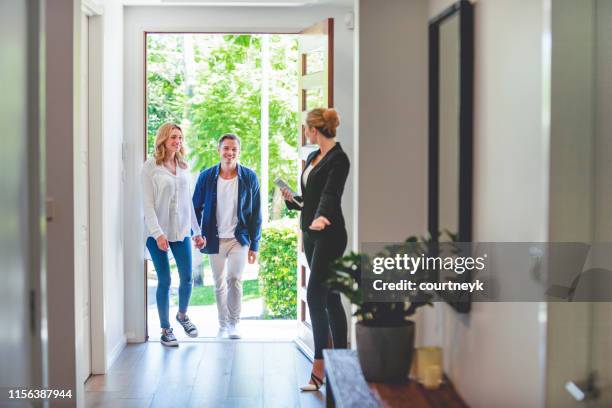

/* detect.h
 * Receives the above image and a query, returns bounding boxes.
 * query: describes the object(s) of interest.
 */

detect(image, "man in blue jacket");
[193,134,262,339]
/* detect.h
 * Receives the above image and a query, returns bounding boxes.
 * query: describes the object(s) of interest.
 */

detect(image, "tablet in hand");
[274,178,297,196]
[274,178,302,207]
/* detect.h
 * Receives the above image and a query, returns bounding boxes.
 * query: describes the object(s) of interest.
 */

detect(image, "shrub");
[258,221,298,319]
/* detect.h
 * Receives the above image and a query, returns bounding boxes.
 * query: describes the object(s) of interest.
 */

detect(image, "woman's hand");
[280,187,294,202]
[309,216,331,231]
[156,235,169,252]
[193,235,206,249]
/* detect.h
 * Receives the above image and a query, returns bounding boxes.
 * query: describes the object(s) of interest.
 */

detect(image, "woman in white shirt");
[142,123,206,347]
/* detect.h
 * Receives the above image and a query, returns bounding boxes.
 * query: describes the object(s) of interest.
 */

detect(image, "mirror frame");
[428,0,474,313]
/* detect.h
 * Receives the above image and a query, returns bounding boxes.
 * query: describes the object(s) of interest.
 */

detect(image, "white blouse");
[302,163,314,186]
[142,158,201,242]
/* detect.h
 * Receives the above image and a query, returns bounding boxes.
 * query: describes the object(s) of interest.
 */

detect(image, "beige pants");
[209,238,249,327]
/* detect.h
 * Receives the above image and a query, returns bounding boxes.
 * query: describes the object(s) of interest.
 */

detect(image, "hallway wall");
[546,0,612,406]
[545,1,594,406]
[593,2,612,246]
[122,4,355,342]
[358,0,609,406]
[89,0,127,374]
[358,1,549,404]
[357,0,428,244]
[419,0,550,406]
[592,2,612,401]
[0,0,44,395]
[46,0,79,400]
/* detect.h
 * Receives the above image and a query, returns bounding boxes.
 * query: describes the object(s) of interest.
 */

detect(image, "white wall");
[358,0,550,404]
[419,1,550,406]
[425,1,612,406]
[123,4,355,341]
[89,0,126,373]
[357,0,428,244]
[101,0,127,370]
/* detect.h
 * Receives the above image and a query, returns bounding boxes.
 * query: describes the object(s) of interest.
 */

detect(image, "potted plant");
[328,236,436,383]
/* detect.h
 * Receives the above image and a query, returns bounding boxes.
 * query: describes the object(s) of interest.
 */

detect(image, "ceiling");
[121,0,354,7]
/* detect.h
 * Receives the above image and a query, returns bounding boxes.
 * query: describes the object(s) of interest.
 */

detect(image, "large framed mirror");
[428,0,474,313]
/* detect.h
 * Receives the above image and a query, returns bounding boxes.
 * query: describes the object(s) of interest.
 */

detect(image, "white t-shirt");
[216,175,239,238]
[142,158,201,241]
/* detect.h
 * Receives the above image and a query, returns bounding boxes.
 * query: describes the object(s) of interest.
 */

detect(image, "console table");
[323,350,468,408]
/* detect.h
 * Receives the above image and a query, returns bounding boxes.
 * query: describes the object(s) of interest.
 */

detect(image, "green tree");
[146,33,299,217]
[188,35,263,172]
[146,35,186,157]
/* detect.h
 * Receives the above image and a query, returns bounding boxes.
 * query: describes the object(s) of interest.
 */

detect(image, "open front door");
[295,18,334,360]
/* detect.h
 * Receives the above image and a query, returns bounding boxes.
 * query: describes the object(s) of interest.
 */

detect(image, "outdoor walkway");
[147,302,298,341]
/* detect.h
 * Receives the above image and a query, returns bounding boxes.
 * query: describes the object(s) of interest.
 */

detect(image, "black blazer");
[286,143,350,233]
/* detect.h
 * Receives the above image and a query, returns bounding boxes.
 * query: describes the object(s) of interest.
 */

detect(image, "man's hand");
[309,216,331,231]
[156,234,169,252]
[193,235,206,249]
[248,250,257,264]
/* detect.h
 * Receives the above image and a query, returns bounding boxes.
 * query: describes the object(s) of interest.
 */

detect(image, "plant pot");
[355,320,415,383]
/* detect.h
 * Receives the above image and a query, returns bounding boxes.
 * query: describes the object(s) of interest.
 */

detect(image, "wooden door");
[295,18,334,360]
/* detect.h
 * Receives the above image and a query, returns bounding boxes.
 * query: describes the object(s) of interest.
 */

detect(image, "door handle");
[46,197,55,222]
[565,372,600,402]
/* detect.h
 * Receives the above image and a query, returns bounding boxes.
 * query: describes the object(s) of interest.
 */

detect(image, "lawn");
[172,279,261,306]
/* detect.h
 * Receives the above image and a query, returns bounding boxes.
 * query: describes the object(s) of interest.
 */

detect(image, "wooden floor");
[85,341,326,408]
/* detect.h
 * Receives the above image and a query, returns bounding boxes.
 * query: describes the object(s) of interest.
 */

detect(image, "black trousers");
[303,228,348,359]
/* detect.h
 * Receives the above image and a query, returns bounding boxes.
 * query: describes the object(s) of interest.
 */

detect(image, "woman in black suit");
[281,108,350,391]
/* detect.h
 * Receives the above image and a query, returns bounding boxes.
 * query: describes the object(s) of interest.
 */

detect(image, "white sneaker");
[228,324,241,339]
[217,326,228,339]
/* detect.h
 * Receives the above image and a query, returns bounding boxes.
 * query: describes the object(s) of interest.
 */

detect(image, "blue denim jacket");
[192,163,262,254]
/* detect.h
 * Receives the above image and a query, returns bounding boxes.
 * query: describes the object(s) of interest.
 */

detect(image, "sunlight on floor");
[147,303,297,342]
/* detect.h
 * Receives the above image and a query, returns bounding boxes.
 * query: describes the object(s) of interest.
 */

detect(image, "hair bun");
[323,108,340,130]
[305,107,340,138]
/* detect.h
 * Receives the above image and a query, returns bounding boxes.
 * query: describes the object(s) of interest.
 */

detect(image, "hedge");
[258,222,298,319]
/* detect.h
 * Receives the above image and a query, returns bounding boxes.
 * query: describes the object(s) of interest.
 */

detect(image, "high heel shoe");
[299,372,325,392]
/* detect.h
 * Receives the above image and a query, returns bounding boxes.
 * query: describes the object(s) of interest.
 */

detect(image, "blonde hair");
[154,123,188,169]
[306,108,340,138]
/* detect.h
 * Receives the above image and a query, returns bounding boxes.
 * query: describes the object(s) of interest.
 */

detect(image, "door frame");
[81,0,106,375]
[75,8,91,386]
[295,18,334,360]
[122,6,356,349]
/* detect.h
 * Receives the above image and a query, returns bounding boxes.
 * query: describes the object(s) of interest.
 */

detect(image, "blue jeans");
[146,236,193,329]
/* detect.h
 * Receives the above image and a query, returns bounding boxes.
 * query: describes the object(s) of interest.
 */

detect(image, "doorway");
[144,32,300,343]
[121,6,349,359]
